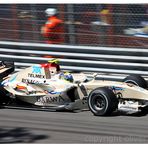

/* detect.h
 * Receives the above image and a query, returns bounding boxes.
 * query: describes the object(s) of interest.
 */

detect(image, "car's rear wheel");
[123,75,147,89]
[88,87,118,116]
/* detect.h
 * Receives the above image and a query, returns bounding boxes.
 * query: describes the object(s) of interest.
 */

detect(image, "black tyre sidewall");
[123,75,147,89]
[88,87,117,116]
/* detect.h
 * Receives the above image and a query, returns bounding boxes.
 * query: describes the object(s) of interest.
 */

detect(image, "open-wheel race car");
[0,59,148,116]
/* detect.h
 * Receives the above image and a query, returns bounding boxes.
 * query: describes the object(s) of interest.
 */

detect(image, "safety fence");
[0,4,147,48]
[0,41,148,81]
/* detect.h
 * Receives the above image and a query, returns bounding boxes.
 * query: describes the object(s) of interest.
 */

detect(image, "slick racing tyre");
[88,87,118,116]
[123,75,147,89]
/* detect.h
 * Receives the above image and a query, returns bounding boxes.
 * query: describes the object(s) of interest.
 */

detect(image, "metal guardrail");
[0,41,148,81]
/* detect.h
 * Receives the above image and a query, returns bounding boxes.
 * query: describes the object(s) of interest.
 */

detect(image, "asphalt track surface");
[0,108,148,144]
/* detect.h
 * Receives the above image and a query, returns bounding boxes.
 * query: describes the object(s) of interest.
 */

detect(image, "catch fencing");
[0,4,147,48]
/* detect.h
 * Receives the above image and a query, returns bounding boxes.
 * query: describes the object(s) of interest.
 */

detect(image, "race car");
[0,59,148,116]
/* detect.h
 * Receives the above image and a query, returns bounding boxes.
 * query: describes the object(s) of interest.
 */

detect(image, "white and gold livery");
[1,60,148,116]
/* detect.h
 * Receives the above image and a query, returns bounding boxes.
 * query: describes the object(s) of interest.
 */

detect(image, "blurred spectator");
[91,8,111,26]
[41,8,64,44]
[91,8,111,45]
[124,5,148,38]
[99,9,111,25]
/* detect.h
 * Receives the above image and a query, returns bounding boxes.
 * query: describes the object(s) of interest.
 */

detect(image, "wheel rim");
[92,94,106,111]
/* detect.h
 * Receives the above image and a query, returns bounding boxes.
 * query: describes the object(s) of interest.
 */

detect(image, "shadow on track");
[0,127,48,143]
[107,109,148,117]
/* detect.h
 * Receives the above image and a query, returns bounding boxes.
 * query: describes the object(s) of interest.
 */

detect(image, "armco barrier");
[0,41,148,80]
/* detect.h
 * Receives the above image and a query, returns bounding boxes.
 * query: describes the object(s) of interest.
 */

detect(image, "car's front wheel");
[88,87,118,116]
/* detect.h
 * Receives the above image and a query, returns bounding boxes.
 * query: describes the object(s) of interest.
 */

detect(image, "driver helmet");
[59,72,74,82]
[41,59,60,76]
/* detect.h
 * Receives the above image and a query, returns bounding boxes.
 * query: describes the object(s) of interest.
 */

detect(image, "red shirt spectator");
[41,8,64,44]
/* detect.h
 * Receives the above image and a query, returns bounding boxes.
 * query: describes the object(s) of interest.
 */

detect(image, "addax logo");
[32,66,41,74]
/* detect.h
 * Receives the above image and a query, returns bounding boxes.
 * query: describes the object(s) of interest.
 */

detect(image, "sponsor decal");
[9,74,17,82]
[32,66,42,74]
[22,78,40,84]
[22,73,46,84]
[111,86,124,91]
[44,90,61,95]
[28,73,45,79]
[1,74,17,86]
[49,91,61,94]
[16,84,26,90]
[119,106,138,111]
[36,95,65,104]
